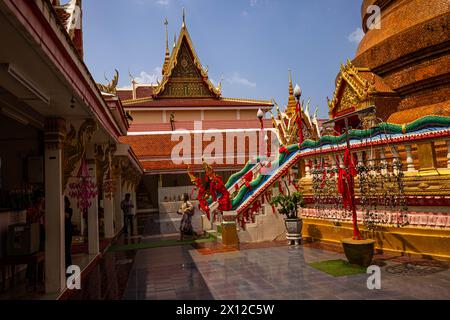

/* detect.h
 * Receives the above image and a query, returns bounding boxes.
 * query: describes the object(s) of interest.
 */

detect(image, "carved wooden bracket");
[63,119,98,190]
[95,143,117,196]
[44,118,66,151]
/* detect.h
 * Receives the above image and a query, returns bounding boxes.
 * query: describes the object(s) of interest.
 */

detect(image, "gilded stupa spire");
[286,69,297,117]
[288,69,294,95]
[162,18,170,75]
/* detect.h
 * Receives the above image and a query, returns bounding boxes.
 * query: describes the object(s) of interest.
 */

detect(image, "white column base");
[44,148,65,293]
[104,196,115,238]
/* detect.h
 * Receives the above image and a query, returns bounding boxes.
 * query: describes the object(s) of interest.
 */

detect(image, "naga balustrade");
[209,162,263,213]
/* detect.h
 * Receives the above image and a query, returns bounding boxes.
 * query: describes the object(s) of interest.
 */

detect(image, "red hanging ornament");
[337,149,361,240]
[69,157,98,213]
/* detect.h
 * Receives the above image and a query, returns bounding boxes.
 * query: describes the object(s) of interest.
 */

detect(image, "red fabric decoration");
[190,170,232,219]
[243,170,253,190]
[296,101,303,145]
[278,179,284,195]
[337,148,361,240]
[243,171,253,183]
[279,146,290,155]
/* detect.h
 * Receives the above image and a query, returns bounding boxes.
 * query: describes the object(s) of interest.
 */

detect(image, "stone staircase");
[237,204,286,243]
[201,203,287,244]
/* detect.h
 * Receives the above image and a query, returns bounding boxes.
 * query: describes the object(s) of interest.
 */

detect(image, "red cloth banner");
[337,149,362,239]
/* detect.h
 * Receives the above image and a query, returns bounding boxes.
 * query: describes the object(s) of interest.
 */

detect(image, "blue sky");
[83,0,364,118]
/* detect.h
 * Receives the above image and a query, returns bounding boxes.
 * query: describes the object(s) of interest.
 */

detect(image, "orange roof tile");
[387,101,450,124]
[136,86,154,98]
[120,130,274,171]
[54,7,70,28]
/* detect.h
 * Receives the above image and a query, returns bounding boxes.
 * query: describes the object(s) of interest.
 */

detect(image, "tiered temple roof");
[117,16,273,110]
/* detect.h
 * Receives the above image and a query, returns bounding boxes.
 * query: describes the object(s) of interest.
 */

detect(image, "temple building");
[119,15,274,214]
[328,0,449,130]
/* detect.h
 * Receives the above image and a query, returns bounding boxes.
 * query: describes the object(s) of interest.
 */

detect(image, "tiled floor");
[63,212,450,300]
[122,244,450,300]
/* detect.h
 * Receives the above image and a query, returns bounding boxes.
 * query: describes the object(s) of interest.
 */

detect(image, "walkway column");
[102,145,115,239]
[44,118,66,293]
[103,194,115,239]
[132,187,138,236]
[86,145,99,255]
[114,175,123,234]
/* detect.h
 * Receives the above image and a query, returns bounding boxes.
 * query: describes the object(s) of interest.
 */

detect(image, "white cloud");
[250,0,258,7]
[347,27,365,44]
[242,10,249,17]
[118,67,162,89]
[226,72,256,88]
[135,67,163,84]
[132,0,169,6]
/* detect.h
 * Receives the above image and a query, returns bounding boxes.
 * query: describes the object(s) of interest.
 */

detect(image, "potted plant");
[271,182,305,245]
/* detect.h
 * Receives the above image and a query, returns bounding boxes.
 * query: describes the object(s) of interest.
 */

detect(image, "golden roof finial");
[162,18,170,75]
[128,69,136,85]
[182,7,186,28]
[173,32,177,48]
[164,18,169,51]
[217,74,223,93]
[288,69,293,95]
[286,69,297,117]
[97,69,119,94]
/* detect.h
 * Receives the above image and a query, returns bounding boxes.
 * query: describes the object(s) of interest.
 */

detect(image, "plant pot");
[285,218,303,245]
[341,238,375,267]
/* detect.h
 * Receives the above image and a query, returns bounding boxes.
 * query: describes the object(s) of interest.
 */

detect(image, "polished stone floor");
[121,244,450,300]
[63,212,450,300]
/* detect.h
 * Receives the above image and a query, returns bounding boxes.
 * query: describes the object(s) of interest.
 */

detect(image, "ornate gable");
[327,60,376,119]
[152,24,221,99]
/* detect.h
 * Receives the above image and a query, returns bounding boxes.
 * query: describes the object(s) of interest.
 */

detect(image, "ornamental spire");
[288,69,294,95]
[286,69,297,117]
[164,18,169,52]
[162,18,170,75]
[182,8,186,28]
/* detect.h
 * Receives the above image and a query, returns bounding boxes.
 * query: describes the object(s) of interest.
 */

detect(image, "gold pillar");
[417,142,438,175]
[221,212,239,247]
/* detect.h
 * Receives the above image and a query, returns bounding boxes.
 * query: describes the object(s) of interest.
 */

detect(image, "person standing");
[177,193,195,241]
[121,193,135,237]
[64,196,73,270]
